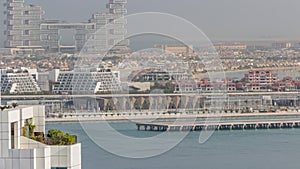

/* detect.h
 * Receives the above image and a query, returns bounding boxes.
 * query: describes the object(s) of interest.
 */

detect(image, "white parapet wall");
[20,136,81,169]
[51,143,81,169]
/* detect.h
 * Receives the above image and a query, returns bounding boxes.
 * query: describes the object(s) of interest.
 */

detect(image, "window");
[109,29,114,34]
[41,25,49,30]
[24,11,29,15]
[40,34,48,40]
[23,40,29,46]
[24,20,29,25]
[24,30,29,35]
[87,24,95,29]
[108,39,115,46]
[11,123,15,149]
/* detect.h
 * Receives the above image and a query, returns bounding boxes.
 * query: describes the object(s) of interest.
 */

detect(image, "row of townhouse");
[175,70,300,93]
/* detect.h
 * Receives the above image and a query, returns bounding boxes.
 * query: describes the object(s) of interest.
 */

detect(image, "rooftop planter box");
[24,125,77,146]
[45,129,77,145]
[33,130,76,146]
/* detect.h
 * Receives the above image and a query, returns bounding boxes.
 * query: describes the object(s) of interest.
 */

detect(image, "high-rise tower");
[107,0,129,52]
[4,0,43,48]
[3,0,129,53]
[89,0,129,53]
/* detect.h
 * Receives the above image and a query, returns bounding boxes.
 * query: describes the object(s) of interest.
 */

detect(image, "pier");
[136,119,300,131]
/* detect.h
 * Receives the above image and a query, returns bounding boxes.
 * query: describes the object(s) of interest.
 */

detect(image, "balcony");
[107,17,127,25]
[109,8,127,14]
[109,0,127,3]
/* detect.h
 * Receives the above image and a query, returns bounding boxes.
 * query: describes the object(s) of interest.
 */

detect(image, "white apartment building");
[244,70,279,91]
[4,0,44,47]
[52,68,121,94]
[88,0,129,53]
[1,68,40,94]
[0,105,81,169]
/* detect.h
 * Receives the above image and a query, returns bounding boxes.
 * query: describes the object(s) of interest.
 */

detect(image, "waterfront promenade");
[45,110,300,123]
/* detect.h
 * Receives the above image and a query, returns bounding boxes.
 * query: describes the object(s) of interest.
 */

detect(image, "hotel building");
[3,0,128,53]
[3,0,43,48]
[272,41,292,49]
[156,45,194,56]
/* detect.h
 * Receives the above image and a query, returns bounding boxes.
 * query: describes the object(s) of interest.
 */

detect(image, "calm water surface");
[47,121,300,169]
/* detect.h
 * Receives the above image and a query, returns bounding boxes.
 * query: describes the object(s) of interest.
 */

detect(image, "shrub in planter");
[29,123,36,137]
[22,126,28,136]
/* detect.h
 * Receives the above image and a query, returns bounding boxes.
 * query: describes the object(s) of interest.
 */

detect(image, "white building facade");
[4,0,129,53]
[52,68,121,94]
[4,0,44,47]
[1,68,40,94]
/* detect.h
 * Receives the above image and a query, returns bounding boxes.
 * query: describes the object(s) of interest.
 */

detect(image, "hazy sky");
[1,0,300,47]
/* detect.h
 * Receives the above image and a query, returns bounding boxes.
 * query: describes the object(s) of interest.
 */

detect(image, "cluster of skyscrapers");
[3,0,128,53]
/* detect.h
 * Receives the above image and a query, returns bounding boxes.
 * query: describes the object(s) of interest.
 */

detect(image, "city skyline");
[2,0,300,47]
[1,1,300,169]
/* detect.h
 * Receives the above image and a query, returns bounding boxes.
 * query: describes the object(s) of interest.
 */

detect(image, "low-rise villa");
[0,105,81,169]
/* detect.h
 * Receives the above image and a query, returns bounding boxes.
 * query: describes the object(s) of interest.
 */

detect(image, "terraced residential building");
[51,68,121,94]
[0,68,40,94]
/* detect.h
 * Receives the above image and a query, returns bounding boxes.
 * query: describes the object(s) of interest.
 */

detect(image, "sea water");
[47,121,300,169]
